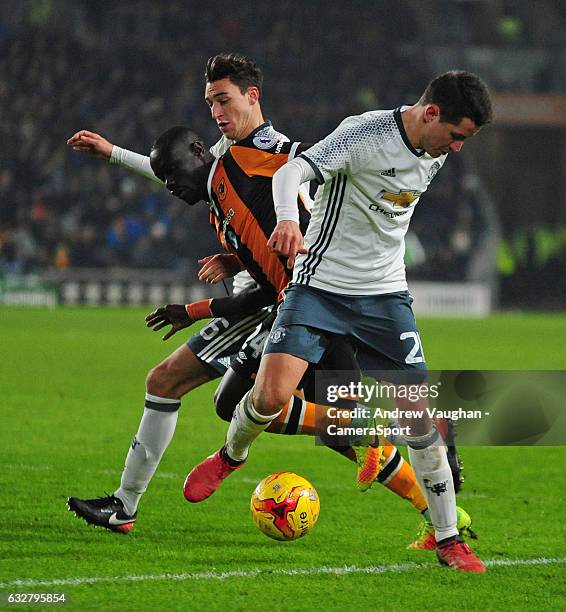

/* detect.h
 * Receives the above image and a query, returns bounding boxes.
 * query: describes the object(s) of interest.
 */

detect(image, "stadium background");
[1,2,566,610]
[1,0,565,312]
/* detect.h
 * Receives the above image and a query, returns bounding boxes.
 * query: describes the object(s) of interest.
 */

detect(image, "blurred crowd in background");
[0,1,564,296]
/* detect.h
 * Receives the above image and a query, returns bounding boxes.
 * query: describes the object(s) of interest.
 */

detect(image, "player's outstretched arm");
[67,130,114,159]
[66,129,161,183]
[197,254,244,284]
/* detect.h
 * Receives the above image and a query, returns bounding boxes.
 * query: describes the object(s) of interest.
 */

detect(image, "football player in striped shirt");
[184,70,492,572]
[66,53,283,533]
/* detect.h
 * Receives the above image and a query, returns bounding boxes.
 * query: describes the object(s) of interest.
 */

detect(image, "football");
[250,472,320,541]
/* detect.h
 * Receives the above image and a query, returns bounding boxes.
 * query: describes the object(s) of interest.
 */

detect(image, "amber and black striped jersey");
[204,123,311,301]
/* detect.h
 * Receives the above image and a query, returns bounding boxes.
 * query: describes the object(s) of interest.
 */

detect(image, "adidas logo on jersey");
[380,168,396,177]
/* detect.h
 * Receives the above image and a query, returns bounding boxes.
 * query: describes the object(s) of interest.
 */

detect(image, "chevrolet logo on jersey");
[378,189,421,208]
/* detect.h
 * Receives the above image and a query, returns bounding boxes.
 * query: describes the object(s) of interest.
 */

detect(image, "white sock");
[114,394,180,515]
[407,430,458,542]
[225,390,281,462]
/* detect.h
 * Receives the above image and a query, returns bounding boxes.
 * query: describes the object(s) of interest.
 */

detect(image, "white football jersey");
[294,107,447,295]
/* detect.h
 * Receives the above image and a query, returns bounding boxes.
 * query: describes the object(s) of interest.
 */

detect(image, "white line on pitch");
[2,557,565,589]
[0,464,356,489]
[0,465,300,486]
[0,463,180,480]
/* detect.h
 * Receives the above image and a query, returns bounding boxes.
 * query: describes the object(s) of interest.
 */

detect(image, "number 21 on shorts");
[400,331,425,364]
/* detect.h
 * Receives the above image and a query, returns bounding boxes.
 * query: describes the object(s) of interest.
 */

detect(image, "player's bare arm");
[198,254,244,284]
[66,130,114,160]
[67,129,162,183]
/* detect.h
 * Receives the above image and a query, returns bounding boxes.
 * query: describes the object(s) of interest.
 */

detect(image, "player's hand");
[197,254,243,284]
[267,220,308,269]
[66,130,114,160]
[145,305,194,341]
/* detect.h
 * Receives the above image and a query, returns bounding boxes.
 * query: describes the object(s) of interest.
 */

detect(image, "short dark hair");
[205,53,263,94]
[420,71,493,127]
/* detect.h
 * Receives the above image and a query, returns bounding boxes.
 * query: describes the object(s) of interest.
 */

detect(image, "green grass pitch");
[1,307,565,610]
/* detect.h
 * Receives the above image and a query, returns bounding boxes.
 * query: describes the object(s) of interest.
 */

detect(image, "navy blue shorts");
[263,284,426,377]
[187,309,271,376]
[228,309,361,386]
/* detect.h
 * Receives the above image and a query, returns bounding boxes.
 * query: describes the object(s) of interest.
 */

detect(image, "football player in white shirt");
[184,71,492,573]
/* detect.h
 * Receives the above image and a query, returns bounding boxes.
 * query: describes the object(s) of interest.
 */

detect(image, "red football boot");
[183,446,245,503]
[436,537,486,573]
